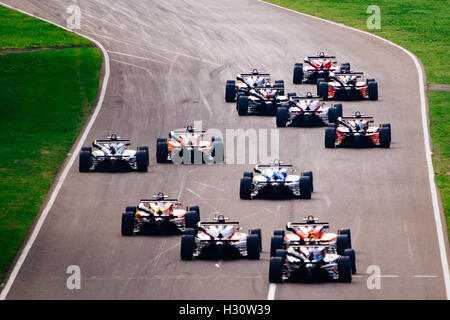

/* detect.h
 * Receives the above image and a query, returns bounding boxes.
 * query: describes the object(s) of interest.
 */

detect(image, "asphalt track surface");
[2,0,449,299]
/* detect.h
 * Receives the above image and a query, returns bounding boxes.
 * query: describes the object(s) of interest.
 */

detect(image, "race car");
[269,215,355,283]
[269,242,355,283]
[225,69,284,102]
[293,52,351,84]
[317,72,378,101]
[180,214,262,260]
[236,83,289,116]
[276,92,343,127]
[239,160,313,199]
[79,134,149,172]
[325,111,391,148]
[269,216,352,257]
[121,192,200,235]
[156,125,224,164]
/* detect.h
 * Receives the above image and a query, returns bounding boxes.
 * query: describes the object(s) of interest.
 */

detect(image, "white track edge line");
[0,2,110,300]
[257,0,450,300]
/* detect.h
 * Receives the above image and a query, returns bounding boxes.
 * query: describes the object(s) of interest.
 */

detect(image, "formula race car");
[269,242,355,283]
[156,125,224,164]
[325,111,391,148]
[79,134,149,172]
[276,92,343,127]
[236,84,289,116]
[121,192,200,235]
[240,160,313,199]
[269,215,355,283]
[270,216,352,257]
[180,214,262,260]
[225,69,284,102]
[317,72,378,101]
[293,52,351,84]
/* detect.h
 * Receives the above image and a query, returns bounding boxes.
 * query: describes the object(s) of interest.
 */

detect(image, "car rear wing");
[139,198,179,202]
[239,73,271,77]
[334,72,364,77]
[199,221,240,226]
[290,96,322,101]
[256,163,293,168]
[253,86,282,90]
[94,139,131,143]
[287,221,330,226]
[288,242,335,248]
[340,116,374,121]
[307,55,336,59]
[171,129,206,134]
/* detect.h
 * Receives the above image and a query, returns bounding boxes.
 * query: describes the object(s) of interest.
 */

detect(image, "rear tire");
[156,140,169,163]
[301,171,314,192]
[79,151,91,172]
[336,234,351,255]
[318,81,329,100]
[293,64,303,84]
[225,80,236,102]
[250,228,262,251]
[328,107,339,124]
[379,127,391,148]
[247,234,260,259]
[185,210,200,229]
[273,229,285,237]
[121,212,135,236]
[338,228,352,248]
[270,235,284,257]
[237,95,249,116]
[180,235,195,260]
[269,257,283,283]
[240,177,252,199]
[368,81,378,101]
[325,127,336,148]
[337,256,352,282]
[333,103,343,117]
[299,176,312,199]
[343,249,356,274]
[276,106,289,127]
[212,141,224,163]
[136,150,148,172]
[243,171,253,179]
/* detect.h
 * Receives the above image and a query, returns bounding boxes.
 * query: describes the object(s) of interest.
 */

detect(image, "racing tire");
[81,146,92,153]
[125,206,137,213]
[343,249,356,274]
[136,150,148,172]
[79,151,91,172]
[185,211,200,229]
[235,93,244,110]
[338,228,352,248]
[293,64,303,84]
[121,212,135,236]
[212,141,224,164]
[156,141,169,163]
[269,257,283,283]
[379,127,391,148]
[275,249,287,262]
[318,81,329,100]
[225,81,236,102]
[317,78,325,93]
[237,95,249,116]
[180,235,195,260]
[247,234,260,260]
[336,234,351,255]
[138,146,149,165]
[325,127,336,148]
[243,171,253,179]
[299,176,312,199]
[270,235,284,257]
[188,205,200,217]
[337,256,352,283]
[184,228,197,236]
[301,171,314,192]
[273,229,285,237]
[368,81,378,101]
[334,103,343,117]
[239,177,252,200]
[287,92,297,99]
[250,228,262,251]
[328,107,339,124]
[276,106,289,127]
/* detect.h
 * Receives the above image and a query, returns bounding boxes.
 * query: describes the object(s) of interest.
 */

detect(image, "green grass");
[267,0,450,239]
[0,6,92,50]
[0,7,102,284]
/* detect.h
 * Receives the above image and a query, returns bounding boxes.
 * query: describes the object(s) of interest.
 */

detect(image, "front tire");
[270,235,284,257]
[269,257,284,283]
[185,210,200,229]
[337,256,352,282]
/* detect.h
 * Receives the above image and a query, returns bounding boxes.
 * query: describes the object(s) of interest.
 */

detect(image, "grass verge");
[266,0,450,240]
[0,7,102,284]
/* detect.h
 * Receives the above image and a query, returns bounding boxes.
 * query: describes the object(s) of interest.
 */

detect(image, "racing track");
[1,0,449,299]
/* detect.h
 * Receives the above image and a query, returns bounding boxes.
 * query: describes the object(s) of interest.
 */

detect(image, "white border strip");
[257,0,450,300]
[0,2,110,300]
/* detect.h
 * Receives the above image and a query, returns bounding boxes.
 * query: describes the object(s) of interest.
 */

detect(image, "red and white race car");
[293,52,351,84]
[317,72,378,101]
[121,192,200,235]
